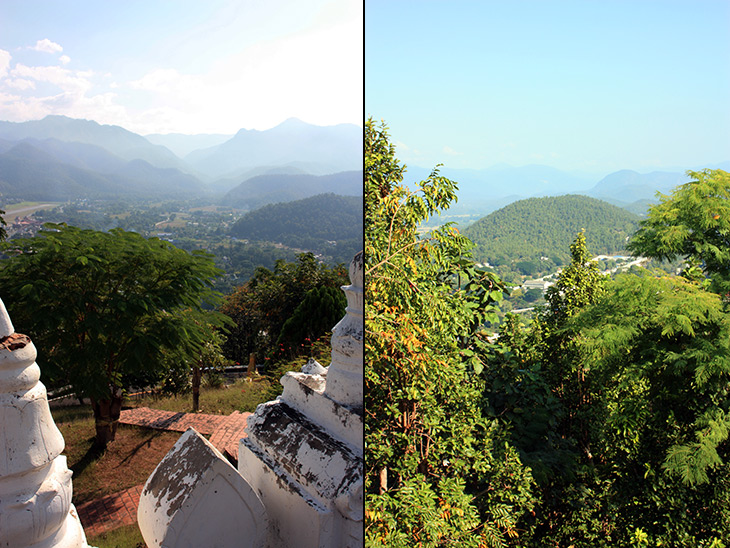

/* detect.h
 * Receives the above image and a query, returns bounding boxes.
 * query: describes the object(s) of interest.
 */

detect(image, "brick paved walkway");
[76,484,144,538]
[119,407,227,435]
[208,410,252,462]
[76,408,251,538]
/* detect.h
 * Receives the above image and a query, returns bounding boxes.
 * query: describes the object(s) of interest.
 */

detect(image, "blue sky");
[0,0,362,134]
[366,0,730,174]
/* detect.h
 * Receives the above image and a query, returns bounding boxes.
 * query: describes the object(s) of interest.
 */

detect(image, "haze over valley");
[404,160,730,227]
[0,114,364,289]
[0,115,362,201]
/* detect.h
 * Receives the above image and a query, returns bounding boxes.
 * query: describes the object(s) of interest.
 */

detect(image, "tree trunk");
[192,364,201,412]
[248,352,256,378]
[91,392,123,448]
[379,467,388,494]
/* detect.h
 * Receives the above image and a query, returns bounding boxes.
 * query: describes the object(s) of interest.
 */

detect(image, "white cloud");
[0,49,10,78]
[394,140,423,159]
[119,3,363,134]
[0,1,362,135]
[130,68,195,94]
[11,64,93,94]
[0,86,127,128]
[0,60,126,125]
[443,146,463,156]
[6,78,35,90]
[394,140,411,152]
[32,39,63,54]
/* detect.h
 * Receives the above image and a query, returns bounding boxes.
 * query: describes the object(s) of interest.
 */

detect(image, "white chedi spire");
[324,249,363,408]
[0,298,89,548]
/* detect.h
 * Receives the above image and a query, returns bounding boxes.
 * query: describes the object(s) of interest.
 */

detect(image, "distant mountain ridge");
[187,117,362,178]
[0,115,363,203]
[0,115,363,191]
[402,163,728,217]
[144,132,233,158]
[0,140,202,200]
[0,115,189,173]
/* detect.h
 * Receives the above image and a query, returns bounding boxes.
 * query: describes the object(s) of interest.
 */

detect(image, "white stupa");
[0,299,89,548]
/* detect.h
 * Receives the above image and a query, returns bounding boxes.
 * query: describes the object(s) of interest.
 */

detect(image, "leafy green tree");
[544,230,607,325]
[276,285,346,350]
[627,169,730,286]
[541,231,608,450]
[0,209,6,241]
[365,118,536,547]
[0,224,228,447]
[191,328,232,411]
[481,232,612,543]
[219,253,348,365]
[484,231,607,490]
[562,271,730,545]
[158,311,233,411]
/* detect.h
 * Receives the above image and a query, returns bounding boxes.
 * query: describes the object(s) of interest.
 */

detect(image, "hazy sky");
[366,0,730,174]
[0,0,363,135]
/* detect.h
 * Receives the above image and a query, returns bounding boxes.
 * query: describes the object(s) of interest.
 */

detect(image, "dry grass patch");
[52,406,180,505]
[52,377,276,505]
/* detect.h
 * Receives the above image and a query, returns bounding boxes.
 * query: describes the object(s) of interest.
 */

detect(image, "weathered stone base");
[238,396,363,548]
[279,372,363,451]
[138,428,267,548]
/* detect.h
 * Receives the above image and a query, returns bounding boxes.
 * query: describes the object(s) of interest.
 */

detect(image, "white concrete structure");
[237,250,364,547]
[0,299,89,548]
[139,251,364,548]
[138,428,267,548]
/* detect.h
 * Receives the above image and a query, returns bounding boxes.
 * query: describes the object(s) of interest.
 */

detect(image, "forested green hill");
[464,194,640,274]
[230,193,363,265]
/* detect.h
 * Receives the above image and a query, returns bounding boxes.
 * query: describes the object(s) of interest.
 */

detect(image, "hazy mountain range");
[1,115,726,216]
[0,115,363,205]
[185,117,362,179]
[223,171,363,210]
[404,161,730,218]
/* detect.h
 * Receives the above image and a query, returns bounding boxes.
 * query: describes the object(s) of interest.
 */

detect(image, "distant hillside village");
[7,215,44,237]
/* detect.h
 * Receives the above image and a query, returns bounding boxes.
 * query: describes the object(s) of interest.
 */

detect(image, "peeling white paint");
[0,298,90,548]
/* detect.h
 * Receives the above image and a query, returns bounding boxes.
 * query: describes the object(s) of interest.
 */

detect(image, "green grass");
[87,523,146,548]
[128,376,276,415]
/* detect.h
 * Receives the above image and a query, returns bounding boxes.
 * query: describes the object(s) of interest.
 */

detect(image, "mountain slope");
[0,142,119,200]
[0,115,190,172]
[14,137,128,173]
[187,118,362,178]
[223,170,362,210]
[207,165,309,193]
[464,195,640,267]
[0,141,204,200]
[586,170,691,202]
[144,132,233,158]
[230,193,363,264]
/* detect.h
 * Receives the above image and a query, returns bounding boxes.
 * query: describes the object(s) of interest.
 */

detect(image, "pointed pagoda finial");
[0,298,15,338]
[0,295,90,547]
